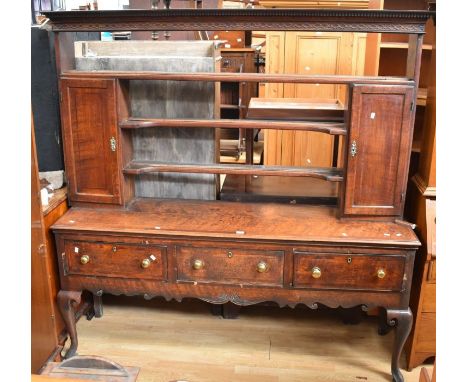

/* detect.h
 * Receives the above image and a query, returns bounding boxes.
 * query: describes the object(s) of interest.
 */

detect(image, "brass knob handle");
[377,269,386,279]
[192,259,204,270]
[80,255,89,265]
[311,266,321,279]
[256,261,268,273]
[141,259,151,269]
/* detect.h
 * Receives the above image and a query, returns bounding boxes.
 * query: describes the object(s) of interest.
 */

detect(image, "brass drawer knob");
[256,261,268,273]
[192,259,204,270]
[80,255,90,265]
[377,269,386,279]
[311,266,321,279]
[141,259,151,269]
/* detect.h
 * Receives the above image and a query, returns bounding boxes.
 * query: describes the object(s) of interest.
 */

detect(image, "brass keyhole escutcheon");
[112,246,117,252]
[377,269,386,279]
[347,257,352,264]
[80,255,90,265]
[227,251,233,258]
[141,259,151,269]
[257,261,268,273]
[193,259,204,270]
[350,140,358,157]
[311,266,321,279]
[110,136,117,152]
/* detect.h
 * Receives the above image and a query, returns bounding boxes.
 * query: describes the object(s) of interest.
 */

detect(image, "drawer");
[293,252,406,291]
[64,240,167,280]
[176,246,284,286]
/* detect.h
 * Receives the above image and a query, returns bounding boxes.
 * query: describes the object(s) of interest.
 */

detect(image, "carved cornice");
[41,9,433,33]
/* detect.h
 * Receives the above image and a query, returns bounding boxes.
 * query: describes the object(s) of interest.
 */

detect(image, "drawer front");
[64,240,167,280]
[176,246,284,286]
[293,252,405,291]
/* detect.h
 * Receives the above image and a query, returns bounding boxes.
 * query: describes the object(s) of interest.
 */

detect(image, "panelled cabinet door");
[60,78,121,205]
[343,85,414,216]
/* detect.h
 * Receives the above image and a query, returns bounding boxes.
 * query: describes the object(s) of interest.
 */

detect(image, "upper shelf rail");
[120,118,347,135]
[62,71,414,86]
[41,9,433,33]
[124,161,344,182]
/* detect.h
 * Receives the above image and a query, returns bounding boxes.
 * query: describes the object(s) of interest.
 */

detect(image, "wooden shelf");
[124,161,344,181]
[62,71,414,86]
[380,42,433,50]
[247,97,344,121]
[120,118,347,135]
[220,104,240,110]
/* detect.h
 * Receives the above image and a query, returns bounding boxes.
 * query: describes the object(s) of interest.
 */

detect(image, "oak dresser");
[42,8,434,382]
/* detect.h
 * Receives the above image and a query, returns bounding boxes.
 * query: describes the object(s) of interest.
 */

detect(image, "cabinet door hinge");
[59,91,63,103]
[410,101,414,111]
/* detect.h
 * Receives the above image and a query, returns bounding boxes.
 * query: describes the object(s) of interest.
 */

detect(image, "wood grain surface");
[52,199,419,246]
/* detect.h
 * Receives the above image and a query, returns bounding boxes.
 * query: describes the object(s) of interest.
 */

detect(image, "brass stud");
[80,255,90,265]
[141,259,151,269]
[257,261,268,273]
[377,269,386,279]
[311,266,321,279]
[193,259,204,270]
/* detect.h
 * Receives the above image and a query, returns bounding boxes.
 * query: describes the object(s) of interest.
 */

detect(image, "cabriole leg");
[386,308,413,382]
[378,307,392,336]
[57,290,82,359]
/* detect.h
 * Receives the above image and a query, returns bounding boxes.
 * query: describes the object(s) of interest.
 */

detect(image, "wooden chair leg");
[386,308,413,382]
[57,290,82,359]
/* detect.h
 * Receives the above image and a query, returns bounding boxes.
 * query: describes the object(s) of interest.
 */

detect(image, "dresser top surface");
[52,199,420,247]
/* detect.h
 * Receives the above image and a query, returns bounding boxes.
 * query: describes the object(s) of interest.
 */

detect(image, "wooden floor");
[73,296,433,382]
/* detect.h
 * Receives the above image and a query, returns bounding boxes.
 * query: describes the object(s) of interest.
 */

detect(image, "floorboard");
[72,295,433,382]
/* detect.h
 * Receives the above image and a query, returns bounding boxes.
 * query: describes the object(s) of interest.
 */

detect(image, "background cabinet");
[263,31,368,167]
